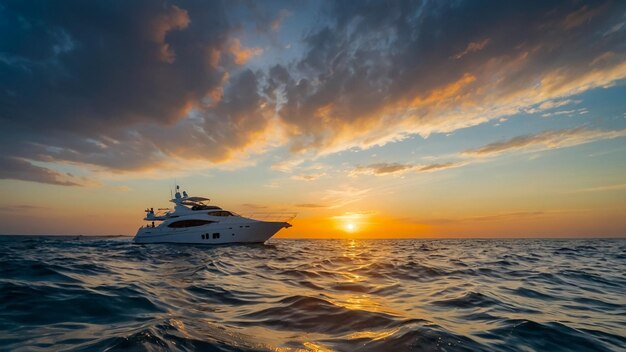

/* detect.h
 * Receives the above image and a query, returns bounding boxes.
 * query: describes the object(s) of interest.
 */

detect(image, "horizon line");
[2,234,625,240]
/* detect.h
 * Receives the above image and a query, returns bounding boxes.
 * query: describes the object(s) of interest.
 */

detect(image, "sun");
[333,212,367,234]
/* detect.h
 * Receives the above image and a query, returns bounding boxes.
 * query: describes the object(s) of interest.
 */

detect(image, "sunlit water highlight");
[1,236,625,351]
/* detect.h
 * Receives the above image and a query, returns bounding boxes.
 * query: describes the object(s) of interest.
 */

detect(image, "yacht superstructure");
[133,186,294,244]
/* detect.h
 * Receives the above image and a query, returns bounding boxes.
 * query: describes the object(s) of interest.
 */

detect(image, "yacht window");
[208,211,233,217]
[167,220,215,228]
[212,232,220,239]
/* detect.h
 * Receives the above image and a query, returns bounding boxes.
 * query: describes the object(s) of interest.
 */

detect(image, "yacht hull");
[133,220,288,245]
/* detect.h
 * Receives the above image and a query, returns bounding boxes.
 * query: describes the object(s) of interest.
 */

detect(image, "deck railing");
[239,212,298,222]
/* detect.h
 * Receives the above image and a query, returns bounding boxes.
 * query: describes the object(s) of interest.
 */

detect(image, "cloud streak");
[295,203,327,208]
[351,161,467,176]
[291,173,326,181]
[463,127,626,157]
[352,163,414,176]
[453,38,490,59]
[351,126,626,177]
[0,157,83,186]
[569,183,626,193]
[413,210,587,225]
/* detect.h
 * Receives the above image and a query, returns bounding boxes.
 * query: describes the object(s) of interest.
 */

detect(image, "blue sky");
[1,0,625,237]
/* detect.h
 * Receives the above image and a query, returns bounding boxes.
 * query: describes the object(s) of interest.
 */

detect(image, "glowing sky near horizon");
[1,0,625,238]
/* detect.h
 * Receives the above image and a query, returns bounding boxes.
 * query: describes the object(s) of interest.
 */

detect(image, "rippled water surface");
[1,236,625,351]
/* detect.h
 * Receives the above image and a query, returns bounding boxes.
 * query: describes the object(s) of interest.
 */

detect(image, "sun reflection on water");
[3,237,624,351]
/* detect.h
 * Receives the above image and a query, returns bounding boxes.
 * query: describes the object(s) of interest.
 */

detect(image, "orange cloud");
[227,38,263,65]
[207,47,222,69]
[409,73,477,108]
[288,50,626,159]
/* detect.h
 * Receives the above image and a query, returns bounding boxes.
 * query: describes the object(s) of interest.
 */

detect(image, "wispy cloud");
[462,127,626,157]
[271,159,305,172]
[291,173,326,181]
[569,183,626,193]
[562,4,607,30]
[270,9,292,32]
[351,161,467,176]
[350,126,626,178]
[453,38,490,59]
[241,203,269,209]
[604,21,625,37]
[295,203,327,208]
[0,204,50,212]
[525,99,579,114]
[351,163,414,176]
[321,187,370,209]
[417,161,467,172]
[414,210,585,225]
[541,107,588,117]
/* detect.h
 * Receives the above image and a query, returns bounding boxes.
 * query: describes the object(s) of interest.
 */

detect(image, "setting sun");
[333,212,369,234]
[1,1,625,351]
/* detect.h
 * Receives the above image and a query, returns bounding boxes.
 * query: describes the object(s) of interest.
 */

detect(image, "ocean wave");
[477,319,624,351]
[0,236,625,351]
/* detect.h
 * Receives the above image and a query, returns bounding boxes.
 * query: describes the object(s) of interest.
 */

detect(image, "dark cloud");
[0,157,82,186]
[1,1,228,131]
[0,0,272,181]
[145,68,273,164]
[0,0,235,176]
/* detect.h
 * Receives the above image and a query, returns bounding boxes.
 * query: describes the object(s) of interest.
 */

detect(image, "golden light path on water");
[1,236,624,351]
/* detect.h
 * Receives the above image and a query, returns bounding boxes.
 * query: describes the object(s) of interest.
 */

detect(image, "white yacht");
[133,186,294,244]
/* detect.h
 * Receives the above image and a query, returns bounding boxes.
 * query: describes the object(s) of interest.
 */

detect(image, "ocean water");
[0,236,625,351]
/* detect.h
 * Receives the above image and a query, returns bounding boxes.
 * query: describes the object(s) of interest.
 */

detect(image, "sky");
[1,0,625,238]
